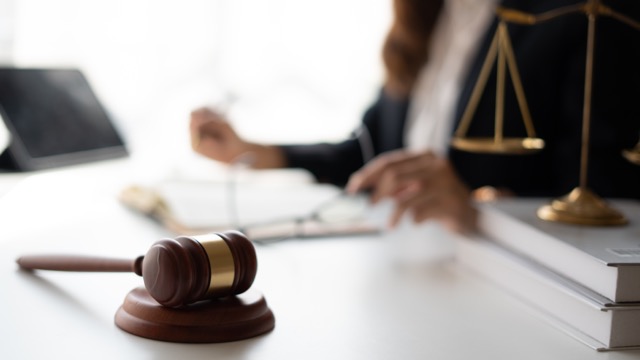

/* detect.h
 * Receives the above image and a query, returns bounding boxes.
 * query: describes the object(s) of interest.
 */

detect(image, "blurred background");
[0,0,391,175]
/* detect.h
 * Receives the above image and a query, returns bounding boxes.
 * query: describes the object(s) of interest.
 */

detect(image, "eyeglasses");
[222,121,378,243]
[227,179,380,244]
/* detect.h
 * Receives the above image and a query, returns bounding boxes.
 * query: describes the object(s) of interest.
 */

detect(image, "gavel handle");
[17,255,144,276]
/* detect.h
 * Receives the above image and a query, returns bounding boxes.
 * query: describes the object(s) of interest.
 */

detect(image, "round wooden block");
[115,287,275,343]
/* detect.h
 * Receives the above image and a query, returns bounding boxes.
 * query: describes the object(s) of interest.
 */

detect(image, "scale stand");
[452,0,639,226]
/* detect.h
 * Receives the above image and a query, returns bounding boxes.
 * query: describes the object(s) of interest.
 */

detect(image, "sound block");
[115,287,275,343]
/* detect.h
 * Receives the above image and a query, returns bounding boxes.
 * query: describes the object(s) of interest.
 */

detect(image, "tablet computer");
[0,67,128,171]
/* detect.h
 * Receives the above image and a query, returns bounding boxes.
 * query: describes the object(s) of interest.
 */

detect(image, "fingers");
[189,107,247,163]
[190,108,227,135]
[387,170,444,227]
[190,107,222,129]
[347,151,419,192]
[347,150,477,233]
[190,107,224,150]
[389,182,474,232]
[347,151,437,203]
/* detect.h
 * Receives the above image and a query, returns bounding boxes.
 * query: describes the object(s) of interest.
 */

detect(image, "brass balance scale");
[451,0,640,226]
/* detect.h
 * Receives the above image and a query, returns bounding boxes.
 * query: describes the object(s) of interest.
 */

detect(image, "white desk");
[1,160,639,359]
[0,171,26,198]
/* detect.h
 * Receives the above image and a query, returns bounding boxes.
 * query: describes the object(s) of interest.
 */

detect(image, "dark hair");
[382,0,444,99]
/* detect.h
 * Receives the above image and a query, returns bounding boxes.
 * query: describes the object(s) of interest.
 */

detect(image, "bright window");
[5,0,391,164]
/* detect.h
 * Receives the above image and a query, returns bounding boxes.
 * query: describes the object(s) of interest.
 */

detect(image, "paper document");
[119,180,380,241]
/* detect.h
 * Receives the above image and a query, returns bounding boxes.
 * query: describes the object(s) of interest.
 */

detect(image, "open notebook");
[119,180,380,242]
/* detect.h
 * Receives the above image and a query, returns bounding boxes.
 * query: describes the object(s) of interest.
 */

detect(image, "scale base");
[115,287,275,343]
[537,187,627,226]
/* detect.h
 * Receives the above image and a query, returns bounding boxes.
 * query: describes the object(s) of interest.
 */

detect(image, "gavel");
[16,230,257,308]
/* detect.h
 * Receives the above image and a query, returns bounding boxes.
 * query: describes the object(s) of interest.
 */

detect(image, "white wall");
[0,0,14,64]
[5,0,391,169]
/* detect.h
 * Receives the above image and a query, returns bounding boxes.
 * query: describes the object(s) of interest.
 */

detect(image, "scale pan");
[451,137,544,154]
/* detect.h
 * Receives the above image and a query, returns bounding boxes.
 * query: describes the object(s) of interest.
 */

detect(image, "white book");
[455,235,640,350]
[477,199,640,302]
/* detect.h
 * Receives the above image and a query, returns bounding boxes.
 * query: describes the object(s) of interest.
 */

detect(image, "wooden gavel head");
[140,230,257,307]
[17,230,257,308]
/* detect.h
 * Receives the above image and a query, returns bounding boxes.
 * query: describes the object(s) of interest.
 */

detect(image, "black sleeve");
[280,90,409,186]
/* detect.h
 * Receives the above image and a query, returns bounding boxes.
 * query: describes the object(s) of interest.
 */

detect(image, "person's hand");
[346,150,477,234]
[190,107,250,164]
[189,107,287,169]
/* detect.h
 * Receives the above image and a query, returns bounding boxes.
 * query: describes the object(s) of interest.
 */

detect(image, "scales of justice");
[451,0,640,226]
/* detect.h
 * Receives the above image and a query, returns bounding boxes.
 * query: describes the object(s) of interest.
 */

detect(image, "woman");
[190,0,640,233]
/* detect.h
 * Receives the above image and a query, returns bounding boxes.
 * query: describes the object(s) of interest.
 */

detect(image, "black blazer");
[282,0,640,199]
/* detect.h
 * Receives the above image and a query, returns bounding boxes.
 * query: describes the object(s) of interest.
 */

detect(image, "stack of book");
[455,199,640,351]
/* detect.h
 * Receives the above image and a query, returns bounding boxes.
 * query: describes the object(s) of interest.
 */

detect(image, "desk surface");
[1,160,640,360]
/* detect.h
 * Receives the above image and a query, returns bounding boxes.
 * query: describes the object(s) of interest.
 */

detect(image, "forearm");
[252,89,408,185]
[279,140,365,186]
[244,143,287,169]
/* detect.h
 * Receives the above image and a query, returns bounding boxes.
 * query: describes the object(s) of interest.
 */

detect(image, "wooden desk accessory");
[16,230,275,343]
